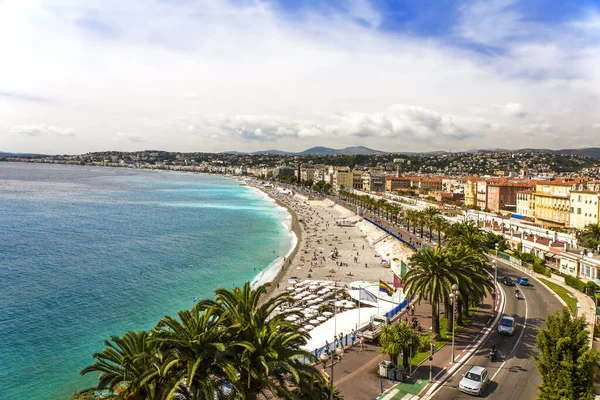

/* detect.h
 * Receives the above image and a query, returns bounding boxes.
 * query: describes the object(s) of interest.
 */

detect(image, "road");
[430,260,564,400]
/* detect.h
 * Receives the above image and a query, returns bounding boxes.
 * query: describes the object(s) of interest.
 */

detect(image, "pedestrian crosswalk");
[379,388,421,400]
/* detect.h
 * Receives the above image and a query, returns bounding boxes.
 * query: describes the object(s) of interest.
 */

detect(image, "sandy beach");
[251,183,414,300]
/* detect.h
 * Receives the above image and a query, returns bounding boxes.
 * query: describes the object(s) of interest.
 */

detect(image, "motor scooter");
[490,347,497,361]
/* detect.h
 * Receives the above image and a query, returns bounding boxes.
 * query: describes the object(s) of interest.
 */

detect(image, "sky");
[1,0,600,154]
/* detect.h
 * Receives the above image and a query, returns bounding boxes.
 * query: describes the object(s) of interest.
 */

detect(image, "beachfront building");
[413,177,443,193]
[476,180,489,210]
[486,181,534,212]
[352,170,363,190]
[333,168,353,190]
[273,166,296,178]
[516,190,536,218]
[464,178,478,208]
[534,178,584,228]
[386,176,412,192]
[569,190,600,230]
[362,173,386,193]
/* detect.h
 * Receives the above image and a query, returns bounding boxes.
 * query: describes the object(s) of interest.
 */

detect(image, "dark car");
[502,277,515,286]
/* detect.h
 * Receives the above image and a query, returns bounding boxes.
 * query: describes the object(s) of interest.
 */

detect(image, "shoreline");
[251,185,303,301]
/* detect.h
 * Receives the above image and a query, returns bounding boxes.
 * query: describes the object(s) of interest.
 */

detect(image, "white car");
[458,366,489,396]
[498,316,516,336]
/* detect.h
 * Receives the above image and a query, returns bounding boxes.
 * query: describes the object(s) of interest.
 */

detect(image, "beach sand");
[252,184,413,300]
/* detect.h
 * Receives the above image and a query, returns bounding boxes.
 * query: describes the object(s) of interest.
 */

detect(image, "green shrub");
[418,336,432,352]
[533,263,552,277]
[565,275,586,293]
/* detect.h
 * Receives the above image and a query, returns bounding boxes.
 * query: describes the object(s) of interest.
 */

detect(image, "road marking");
[380,389,399,400]
[491,285,529,382]
[454,354,462,363]
[462,344,472,353]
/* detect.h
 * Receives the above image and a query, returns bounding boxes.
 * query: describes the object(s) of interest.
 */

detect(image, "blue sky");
[1,0,600,154]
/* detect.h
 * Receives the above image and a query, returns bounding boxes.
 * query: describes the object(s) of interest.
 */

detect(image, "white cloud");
[11,123,75,137]
[116,132,146,142]
[501,103,527,118]
[0,0,599,153]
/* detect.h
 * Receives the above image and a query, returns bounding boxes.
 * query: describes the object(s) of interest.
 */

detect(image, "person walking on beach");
[351,329,356,347]
[324,340,330,355]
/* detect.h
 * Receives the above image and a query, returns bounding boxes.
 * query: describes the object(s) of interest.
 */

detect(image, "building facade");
[516,190,535,218]
[534,179,583,228]
[569,190,600,230]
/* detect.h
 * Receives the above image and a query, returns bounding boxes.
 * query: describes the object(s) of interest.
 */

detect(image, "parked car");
[517,277,529,286]
[459,366,490,396]
[497,316,516,336]
[502,277,515,286]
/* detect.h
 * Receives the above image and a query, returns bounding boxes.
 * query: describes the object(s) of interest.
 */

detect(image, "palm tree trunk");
[457,298,464,325]
[431,301,441,341]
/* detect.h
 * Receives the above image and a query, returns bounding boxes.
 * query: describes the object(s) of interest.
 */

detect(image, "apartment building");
[386,176,412,191]
[415,177,443,193]
[534,178,584,228]
[352,171,363,190]
[487,182,534,212]
[464,178,479,207]
[476,180,489,210]
[516,190,535,218]
[333,168,353,190]
[362,173,386,193]
[570,190,600,230]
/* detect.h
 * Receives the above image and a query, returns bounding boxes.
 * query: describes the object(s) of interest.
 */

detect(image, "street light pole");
[492,259,497,305]
[450,283,459,363]
[320,348,343,400]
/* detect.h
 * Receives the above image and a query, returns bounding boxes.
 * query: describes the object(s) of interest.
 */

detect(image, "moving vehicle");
[489,346,497,361]
[498,316,516,336]
[459,366,489,396]
[501,277,515,286]
[517,277,529,286]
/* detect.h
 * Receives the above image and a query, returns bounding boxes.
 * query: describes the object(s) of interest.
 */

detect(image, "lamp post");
[408,339,413,376]
[492,259,497,303]
[450,283,459,363]
[495,243,499,258]
[320,347,344,400]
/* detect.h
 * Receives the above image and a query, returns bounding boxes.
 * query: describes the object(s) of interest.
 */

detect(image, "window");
[578,208,582,215]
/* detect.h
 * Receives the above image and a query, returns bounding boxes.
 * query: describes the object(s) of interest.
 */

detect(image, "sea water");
[0,163,295,400]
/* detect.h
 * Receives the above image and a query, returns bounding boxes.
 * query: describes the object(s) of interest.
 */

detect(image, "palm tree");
[581,223,600,250]
[80,330,180,400]
[422,207,441,240]
[152,307,239,399]
[430,216,447,246]
[379,322,419,367]
[197,283,320,399]
[405,209,418,235]
[446,221,485,252]
[404,247,459,340]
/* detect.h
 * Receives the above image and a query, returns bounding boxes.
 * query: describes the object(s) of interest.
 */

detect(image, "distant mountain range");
[221,146,600,159]
[223,146,388,156]
[0,151,47,157]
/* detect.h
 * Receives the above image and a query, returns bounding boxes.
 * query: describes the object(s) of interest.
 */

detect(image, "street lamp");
[320,347,344,400]
[492,260,497,303]
[449,283,459,363]
[495,243,499,258]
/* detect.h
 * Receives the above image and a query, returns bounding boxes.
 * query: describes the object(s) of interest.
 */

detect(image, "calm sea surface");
[0,163,294,400]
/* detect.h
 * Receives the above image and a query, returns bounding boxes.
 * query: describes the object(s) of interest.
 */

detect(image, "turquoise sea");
[0,163,295,400]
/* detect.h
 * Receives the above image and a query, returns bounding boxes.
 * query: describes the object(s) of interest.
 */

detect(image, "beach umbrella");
[309,305,320,310]
[293,295,302,300]
[314,297,324,303]
[286,287,295,292]
[317,289,328,295]
[285,315,298,322]
[306,299,315,305]
[300,291,311,296]
[307,294,318,300]
[343,302,356,309]
[322,311,333,317]
[309,319,320,325]
[304,324,315,330]
[308,285,319,291]
[295,288,303,293]
[316,316,327,322]
[290,307,302,312]
[335,300,345,308]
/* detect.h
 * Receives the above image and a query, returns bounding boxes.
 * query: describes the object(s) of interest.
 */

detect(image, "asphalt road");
[431,260,564,400]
